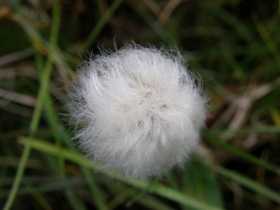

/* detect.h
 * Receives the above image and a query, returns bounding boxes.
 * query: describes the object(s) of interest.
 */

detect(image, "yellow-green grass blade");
[19,137,224,210]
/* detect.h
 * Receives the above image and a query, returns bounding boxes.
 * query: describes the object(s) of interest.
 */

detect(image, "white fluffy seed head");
[67,44,207,179]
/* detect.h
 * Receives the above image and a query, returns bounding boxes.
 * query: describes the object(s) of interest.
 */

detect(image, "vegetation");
[0,0,279,209]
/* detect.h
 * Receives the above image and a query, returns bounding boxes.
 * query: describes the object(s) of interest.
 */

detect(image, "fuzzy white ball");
[67,44,206,179]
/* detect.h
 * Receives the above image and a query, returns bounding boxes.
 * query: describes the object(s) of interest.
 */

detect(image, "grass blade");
[205,132,280,176]
[18,137,224,210]
[209,163,280,204]
[80,0,123,54]
[3,1,61,209]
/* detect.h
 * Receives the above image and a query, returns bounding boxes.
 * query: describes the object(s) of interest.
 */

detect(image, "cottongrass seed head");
[67,43,207,179]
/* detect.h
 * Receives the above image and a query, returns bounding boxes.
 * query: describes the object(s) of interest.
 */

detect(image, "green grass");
[0,0,279,209]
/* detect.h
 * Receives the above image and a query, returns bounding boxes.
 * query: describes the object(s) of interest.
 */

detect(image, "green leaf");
[183,159,224,209]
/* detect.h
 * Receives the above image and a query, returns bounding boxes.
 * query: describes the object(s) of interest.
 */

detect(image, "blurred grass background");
[0,0,280,209]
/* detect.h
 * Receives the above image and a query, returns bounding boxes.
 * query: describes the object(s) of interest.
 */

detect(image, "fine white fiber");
[67,43,207,179]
